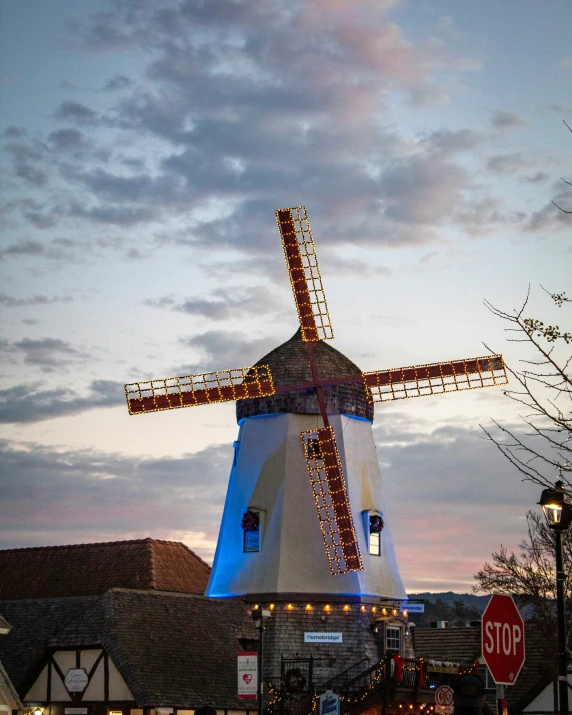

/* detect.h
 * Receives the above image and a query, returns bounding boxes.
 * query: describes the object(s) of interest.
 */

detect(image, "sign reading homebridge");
[304,632,343,643]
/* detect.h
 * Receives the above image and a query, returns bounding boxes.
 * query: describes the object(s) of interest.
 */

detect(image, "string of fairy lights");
[301,426,363,575]
[124,364,275,414]
[276,206,334,343]
[363,355,508,403]
[251,602,409,615]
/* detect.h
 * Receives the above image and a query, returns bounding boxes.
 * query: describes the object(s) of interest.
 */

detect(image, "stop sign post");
[482,594,525,685]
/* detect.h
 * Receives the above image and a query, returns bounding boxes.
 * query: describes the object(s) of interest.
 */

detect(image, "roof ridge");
[178,542,211,570]
[0,537,187,554]
[147,538,157,590]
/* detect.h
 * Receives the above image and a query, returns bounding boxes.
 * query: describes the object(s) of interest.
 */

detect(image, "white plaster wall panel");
[81,660,104,701]
[53,651,75,672]
[207,412,405,599]
[24,664,48,701]
[108,658,134,700]
[78,649,102,672]
[49,668,72,702]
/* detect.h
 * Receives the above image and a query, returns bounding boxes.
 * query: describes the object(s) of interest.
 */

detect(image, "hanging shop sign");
[237,652,258,700]
[319,690,340,715]
[398,602,425,613]
[64,669,88,693]
[304,632,343,643]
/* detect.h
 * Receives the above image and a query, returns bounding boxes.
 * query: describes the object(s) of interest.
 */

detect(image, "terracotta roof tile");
[0,539,210,600]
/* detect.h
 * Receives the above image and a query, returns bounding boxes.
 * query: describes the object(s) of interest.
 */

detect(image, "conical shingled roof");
[236,328,374,422]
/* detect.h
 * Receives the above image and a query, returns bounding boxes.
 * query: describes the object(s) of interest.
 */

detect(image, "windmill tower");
[124,207,507,684]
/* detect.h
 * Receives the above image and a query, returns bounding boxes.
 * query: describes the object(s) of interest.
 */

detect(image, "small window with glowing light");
[368,512,384,556]
[242,509,260,552]
[386,626,401,653]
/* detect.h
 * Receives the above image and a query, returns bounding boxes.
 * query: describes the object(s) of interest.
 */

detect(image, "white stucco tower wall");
[206,411,405,600]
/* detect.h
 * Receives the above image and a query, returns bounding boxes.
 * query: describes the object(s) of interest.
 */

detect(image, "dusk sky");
[1,0,571,593]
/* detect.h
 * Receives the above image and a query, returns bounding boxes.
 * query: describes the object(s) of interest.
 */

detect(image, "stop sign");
[482,594,525,685]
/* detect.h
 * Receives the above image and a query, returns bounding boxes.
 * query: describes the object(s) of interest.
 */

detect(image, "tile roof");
[413,625,554,713]
[0,590,256,709]
[0,539,210,600]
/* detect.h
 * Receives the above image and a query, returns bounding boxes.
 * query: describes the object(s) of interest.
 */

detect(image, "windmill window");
[386,626,401,653]
[367,512,384,556]
[307,436,322,459]
[242,509,260,553]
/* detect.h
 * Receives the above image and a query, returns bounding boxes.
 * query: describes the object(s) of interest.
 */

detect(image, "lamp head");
[539,481,572,530]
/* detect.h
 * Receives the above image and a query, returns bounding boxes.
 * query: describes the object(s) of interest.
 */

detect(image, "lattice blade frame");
[125,364,275,415]
[363,354,507,403]
[301,426,363,575]
[276,206,334,342]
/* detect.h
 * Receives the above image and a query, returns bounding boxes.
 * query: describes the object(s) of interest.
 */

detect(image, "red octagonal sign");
[482,594,525,685]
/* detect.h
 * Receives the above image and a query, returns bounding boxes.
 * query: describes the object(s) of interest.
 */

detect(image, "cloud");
[372,410,541,590]
[54,100,98,125]
[0,294,73,308]
[0,380,124,423]
[146,285,281,321]
[178,330,280,373]
[103,74,132,91]
[491,110,527,130]
[0,439,231,559]
[487,152,530,175]
[0,338,89,372]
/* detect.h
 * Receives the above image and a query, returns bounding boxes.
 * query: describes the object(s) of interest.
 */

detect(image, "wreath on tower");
[242,510,260,531]
[369,514,384,533]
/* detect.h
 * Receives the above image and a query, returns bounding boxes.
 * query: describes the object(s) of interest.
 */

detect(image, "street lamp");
[539,480,572,715]
[251,607,271,715]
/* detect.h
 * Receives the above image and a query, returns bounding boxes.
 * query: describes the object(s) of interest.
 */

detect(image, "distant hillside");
[404,592,491,628]
[408,592,491,611]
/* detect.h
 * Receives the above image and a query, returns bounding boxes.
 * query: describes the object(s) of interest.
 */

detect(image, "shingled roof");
[0,539,210,600]
[0,590,256,709]
[413,625,554,714]
[236,328,374,422]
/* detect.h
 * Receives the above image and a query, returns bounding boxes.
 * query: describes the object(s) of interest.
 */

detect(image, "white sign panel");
[237,652,258,700]
[399,602,425,613]
[435,685,454,714]
[64,669,88,693]
[304,632,343,643]
[319,690,340,715]
[65,709,88,714]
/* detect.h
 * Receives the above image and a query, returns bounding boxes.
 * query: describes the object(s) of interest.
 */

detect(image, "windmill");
[125,206,507,581]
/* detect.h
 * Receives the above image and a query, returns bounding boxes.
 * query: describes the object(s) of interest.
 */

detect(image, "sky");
[0,0,571,593]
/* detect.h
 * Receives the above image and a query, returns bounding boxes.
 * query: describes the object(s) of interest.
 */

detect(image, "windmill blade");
[363,354,507,403]
[301,426,363,575]
[276,206,334,342]
[125,364,275,415]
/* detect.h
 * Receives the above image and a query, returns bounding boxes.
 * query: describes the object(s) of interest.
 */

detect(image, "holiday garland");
[241,510,259,531]
[369,514,384,533]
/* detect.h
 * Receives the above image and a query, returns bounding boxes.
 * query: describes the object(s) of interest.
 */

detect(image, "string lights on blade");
[301,426,363,575]
[125,364,275,414]
[276,206,333,342]
[363,355,507,403]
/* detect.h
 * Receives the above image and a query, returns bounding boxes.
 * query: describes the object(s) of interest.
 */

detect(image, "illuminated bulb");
[402,610,408,617]
[360,605,366,612]
[305,604,312,611]
[371,606,377,613]
[269,603,275,610]
[253,604,259,609]
[287,603,294,610]
[324,604,331,612]
[393,609,397,616]
[343,604,350,612]
[382,608,388,616]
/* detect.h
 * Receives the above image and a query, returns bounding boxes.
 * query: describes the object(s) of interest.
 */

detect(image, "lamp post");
[251,607,271,715]
[539,480,572,715]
